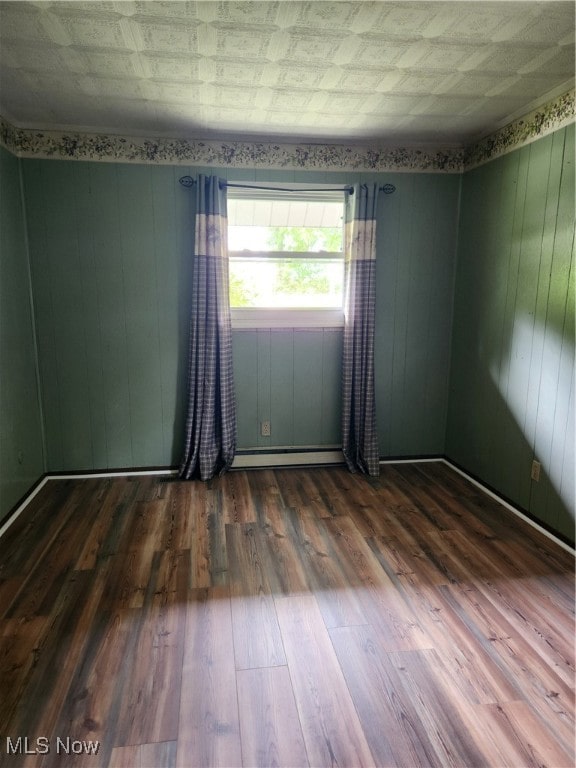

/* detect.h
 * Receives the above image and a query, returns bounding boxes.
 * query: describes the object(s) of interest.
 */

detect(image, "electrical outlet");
[531,459,541,482]
[261,420,271,437]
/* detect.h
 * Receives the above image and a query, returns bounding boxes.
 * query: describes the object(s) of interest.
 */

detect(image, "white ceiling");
[0,1,574,146]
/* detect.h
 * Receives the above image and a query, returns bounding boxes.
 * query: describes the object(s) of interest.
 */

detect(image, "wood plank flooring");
[0,462,574,767]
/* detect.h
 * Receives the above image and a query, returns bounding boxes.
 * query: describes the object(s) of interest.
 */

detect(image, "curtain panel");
[179,175,236,481]
[342,183,380,476]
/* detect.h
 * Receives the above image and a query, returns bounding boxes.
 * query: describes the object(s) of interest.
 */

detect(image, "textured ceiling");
[0,1,574,146]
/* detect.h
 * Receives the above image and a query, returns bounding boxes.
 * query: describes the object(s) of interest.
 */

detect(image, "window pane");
[227,195,345,313]
[229,225,342,252]
[228,199,343,228]
[230,258,343,308]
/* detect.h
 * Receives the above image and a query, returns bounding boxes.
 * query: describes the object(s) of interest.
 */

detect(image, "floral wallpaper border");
[0,119,465,172]
[464,89,575,170]
[1,89,573,173]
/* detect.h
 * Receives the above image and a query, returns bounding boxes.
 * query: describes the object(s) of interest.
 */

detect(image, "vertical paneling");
[233,328,342,449]
[73,163,108,468]
[151,165,191,463]
[557,358,574,539]
[232,330,259,448]
[270,330,295,444]
[487,149,524,497]
[448,124,575,542]
[374,176,401,457]
[388,174,414,455]
[21,160,459,470]
[93,164,135,467]
[320,328,342,445]
[541,124,575,538]
[403,176,437,452]
[0,148,44,518]
[23,160,194,472]
[507,136,553,506]
[293,330,324,444]
[51,163,97,469]
[375,173,460,457]
[523,134,563,447]
[256,330,272,448]
[423,174,460,451]
[22,160,64,467]
[117,165,164,466]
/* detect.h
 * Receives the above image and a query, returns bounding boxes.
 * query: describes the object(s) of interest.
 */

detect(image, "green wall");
[22,161,193,471]
[447,123,575,541]
[233,328,343,450]
[0,146,44,519]
[375,173,458,456]
[21,162,459,470]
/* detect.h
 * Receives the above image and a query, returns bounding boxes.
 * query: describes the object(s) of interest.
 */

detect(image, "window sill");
[231,308,344,329]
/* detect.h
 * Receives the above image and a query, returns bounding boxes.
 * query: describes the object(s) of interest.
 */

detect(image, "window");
[228,187,345,328]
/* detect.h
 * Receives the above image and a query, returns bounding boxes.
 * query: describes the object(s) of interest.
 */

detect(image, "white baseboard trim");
[44,469,178,480]
[441,459,574,556]
[379,457,441,464]
[0,476,50,540]
[0,469,178,540]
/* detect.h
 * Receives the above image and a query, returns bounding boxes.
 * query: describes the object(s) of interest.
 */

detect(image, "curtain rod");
[178,176,395,194]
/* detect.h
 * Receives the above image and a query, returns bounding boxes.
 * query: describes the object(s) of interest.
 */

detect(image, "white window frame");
[228,185,346,329]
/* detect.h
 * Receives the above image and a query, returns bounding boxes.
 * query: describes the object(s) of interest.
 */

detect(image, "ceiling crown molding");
[1,90,573,173]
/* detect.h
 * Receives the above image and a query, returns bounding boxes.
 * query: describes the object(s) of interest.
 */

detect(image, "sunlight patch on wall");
[490,313,575,519]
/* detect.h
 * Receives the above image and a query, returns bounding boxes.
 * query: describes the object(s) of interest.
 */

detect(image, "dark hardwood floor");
[0,462,574,767]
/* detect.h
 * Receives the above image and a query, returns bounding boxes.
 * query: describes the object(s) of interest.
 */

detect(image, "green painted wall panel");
[22,160,459,469]
[485,150,523,499]
[21,161,64,468]
[256,330,272,449]
[388,174,415,456]
[45,163,97,470]
[232,330,259,449]
[117,165,165,466]
[73,164,108,468]
[23,160,195,471]
[373,181,399,458]
[88,164,133,469]
[403,176,445,453]
[376,173,459,457]
[150,165,191,463]
[293,330,324,445]
[320,329,342,446]
[0,147,44,518]
[448,124,575,542]
[541,125,575,537]
[270,330,296,446]
[521,131,565,524]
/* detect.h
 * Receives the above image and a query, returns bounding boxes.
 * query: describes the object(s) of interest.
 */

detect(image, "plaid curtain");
[179,175,236,480]
[342,183,380,476]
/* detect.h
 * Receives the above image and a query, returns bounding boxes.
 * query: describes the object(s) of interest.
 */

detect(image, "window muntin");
[228,193,345,319]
